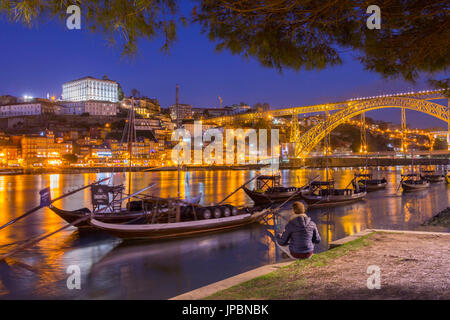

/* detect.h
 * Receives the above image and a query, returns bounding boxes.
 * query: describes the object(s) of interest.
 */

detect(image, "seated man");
[276,202,321,259]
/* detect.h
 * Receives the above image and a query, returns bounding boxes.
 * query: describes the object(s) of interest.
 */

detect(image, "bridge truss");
[204,89,448,126]
[202,89,448,159]
[294,97,449,158]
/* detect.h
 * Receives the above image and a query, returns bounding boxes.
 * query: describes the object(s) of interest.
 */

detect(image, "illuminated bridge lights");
[204,88,448,126]
[294,96,449,158]
[202,89,448,159]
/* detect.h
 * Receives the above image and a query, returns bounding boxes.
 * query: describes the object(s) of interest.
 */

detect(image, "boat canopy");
[257,175,281,180]
[310,180,335,186]
[256,175,281,190]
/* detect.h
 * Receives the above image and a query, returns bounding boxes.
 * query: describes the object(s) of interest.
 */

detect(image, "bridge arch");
[295,97,449,158]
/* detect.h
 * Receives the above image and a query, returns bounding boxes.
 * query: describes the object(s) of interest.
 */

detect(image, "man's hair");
[293,201,306,215]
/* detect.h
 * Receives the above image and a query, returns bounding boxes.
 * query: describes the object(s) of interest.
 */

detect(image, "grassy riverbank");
[422,207,450,228]
[206,231,450,300]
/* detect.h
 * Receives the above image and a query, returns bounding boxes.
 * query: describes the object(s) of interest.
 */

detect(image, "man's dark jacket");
[276,215,321,254]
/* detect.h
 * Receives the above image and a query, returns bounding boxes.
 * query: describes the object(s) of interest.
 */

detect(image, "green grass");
[205,233,374,300]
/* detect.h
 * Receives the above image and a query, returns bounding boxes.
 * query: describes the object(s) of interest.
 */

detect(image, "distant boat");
[301,111,366,207]
[242,175,304,205]
[353,173,387,192]
[400,150,430,192]
[401,174,430,192]
[301,180,367,207]
[420,169,445,183]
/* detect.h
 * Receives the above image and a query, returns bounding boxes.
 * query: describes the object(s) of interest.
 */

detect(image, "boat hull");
[243,187,302,205]
[301,191,367,207]
[89,210,267,240]
[423,175,445,183]
[353,179,387,192]
[49,205,149,229]
[365,182,388,191]
[401,181,429,192]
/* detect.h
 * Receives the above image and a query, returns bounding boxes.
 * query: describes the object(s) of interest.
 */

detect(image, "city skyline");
[0,17,447,129]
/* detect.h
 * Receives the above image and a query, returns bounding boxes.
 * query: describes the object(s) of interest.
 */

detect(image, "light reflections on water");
[0,167,448,299]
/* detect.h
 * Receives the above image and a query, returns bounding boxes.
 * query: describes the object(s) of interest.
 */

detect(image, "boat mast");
[361,112,369,175]
[324,108,330,188]
[177,160,180,199]
[127,96,136,197]
[176,84,181,199]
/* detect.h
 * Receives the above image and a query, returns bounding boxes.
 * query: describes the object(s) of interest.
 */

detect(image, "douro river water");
[0,167,448,299]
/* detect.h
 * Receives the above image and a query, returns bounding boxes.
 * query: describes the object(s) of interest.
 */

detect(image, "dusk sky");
[0,11,447,129]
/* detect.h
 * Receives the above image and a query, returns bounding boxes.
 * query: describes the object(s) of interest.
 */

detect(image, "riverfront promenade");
[173,229,450,300]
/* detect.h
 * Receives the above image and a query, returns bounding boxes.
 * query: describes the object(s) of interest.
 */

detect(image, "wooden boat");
[242,175,304,205]
[401,174,430,192]
[420,170,445,183]
[89,206,268,240]
[49,184,202,229]
[353,173,387,192]
[399,150,430,192]
[49,98,205,230]
[300,112,365,207]
[84,174,269,239]
[301,180,367,207]
[446,173,450,184]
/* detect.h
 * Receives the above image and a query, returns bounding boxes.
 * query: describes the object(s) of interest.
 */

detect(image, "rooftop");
[63,76,118,85]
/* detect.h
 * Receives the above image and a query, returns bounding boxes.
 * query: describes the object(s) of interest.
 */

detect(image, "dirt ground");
[300,233,449,299]
[210,232,450,300]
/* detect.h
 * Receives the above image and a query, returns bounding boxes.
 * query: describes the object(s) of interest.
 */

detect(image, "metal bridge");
[204,89,449,158]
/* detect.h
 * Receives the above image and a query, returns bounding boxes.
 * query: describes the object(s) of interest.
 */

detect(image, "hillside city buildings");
[0,75,445,169]
[0,76,258,168]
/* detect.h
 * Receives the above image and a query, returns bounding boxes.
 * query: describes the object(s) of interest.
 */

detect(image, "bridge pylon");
[324,110,331,155]
[290,113,303,160]
[360,112,367,153]
[290,113,300,143]
[401,107,407,152]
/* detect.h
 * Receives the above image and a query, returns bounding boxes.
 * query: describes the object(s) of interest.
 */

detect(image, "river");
[0,166,448,299]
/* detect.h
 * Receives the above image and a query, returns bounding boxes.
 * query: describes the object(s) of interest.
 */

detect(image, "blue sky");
[0,11,447,129]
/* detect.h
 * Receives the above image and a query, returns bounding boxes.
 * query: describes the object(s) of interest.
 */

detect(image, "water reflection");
[0,167,448,299]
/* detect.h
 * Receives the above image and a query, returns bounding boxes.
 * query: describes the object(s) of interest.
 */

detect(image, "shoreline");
[0,157,448,176]
[171,228,450,300]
